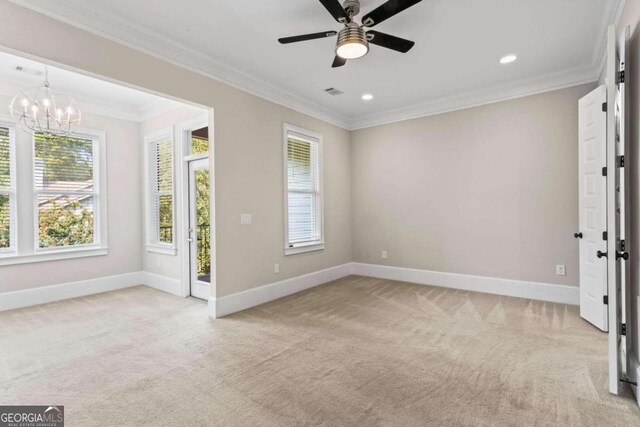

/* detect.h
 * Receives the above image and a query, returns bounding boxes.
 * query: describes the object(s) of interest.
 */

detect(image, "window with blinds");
[146,129,175,250]
[284,124,323,254]
[0,125,15,252]
[34,133,99,249]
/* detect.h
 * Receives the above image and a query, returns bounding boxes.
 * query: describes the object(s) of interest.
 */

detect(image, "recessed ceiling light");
[362,93,374,101]
[500,54,517,64]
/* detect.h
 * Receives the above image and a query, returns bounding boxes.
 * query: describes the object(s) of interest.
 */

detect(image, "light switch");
[240,213,252,225]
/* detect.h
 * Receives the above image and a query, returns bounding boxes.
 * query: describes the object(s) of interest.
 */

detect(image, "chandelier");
[9,67,81,138]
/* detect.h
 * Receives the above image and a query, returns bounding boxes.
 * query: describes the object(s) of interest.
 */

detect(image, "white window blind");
[0,126,15,252]
[284,124,323,254]
[147,132,174,248]
[34,132,99,249]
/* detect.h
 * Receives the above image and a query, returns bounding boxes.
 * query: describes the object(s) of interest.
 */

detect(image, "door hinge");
[602,167,607,177]
[602,102,607,112]
[603,231,608,241]
[617,155,625,167]
[617,70,625,85]
[621,323,627,336]
[604,295,608,305]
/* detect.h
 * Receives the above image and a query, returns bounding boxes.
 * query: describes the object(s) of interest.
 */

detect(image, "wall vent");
[324,87,344,96]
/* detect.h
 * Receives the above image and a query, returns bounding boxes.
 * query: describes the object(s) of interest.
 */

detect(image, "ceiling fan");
[278,0,423,68]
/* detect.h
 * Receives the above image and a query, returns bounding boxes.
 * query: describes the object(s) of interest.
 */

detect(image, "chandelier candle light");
[10,67,81,138]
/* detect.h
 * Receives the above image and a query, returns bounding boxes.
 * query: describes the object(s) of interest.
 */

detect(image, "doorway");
[187,157,210,300]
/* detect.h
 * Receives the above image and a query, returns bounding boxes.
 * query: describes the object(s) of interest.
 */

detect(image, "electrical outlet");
[274,263,280,274]
[556,265,566,276]
[381,250,388,259]
[240,213,252,224]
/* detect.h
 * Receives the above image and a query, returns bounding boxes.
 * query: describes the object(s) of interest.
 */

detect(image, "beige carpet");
[0,275,638,426]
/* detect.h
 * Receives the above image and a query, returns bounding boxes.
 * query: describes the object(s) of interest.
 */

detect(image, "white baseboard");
[209,262,353,318]
[352,263,579,305]
[0,271,186,312]
[0,262,579,315]
[0,271,144,312]
[140,271,184,297]
[630,350,640,406]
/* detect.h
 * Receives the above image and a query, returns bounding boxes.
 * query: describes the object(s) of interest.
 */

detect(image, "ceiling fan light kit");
[278,0,423,67]
[336,23,369,59]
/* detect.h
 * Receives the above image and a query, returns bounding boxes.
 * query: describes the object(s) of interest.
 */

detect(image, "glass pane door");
[188,158,210,300]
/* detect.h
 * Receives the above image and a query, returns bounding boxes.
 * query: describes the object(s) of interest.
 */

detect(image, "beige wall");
[140,105,206,281]
[0,0,611,305]
[0,102,143,292]
[351,84,595,286]
[0,1,352,298]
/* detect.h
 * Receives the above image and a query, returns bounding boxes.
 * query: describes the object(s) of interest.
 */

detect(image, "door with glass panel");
[187,158,210,300]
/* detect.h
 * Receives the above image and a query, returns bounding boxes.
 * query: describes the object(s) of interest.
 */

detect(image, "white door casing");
[617,25,633,399]
[578,84,608,332]
[605,24,631,396]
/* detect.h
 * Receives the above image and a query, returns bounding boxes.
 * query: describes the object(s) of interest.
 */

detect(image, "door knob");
[597,250,607,258]
[616,251,629,260]
[574,232,583,239]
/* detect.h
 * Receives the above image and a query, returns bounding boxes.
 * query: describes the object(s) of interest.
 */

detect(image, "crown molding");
[0,77,187,122]
[9,0,620,130]
[0,79,140,122]
[7,0,352,130]
[349,65,598,130]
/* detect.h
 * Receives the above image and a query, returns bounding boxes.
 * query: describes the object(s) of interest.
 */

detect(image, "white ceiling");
[11,0,623,129]
[0,50,186,122]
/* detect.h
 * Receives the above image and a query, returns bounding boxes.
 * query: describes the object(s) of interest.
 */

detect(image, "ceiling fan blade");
[362,0,423,27]
[318,0,351,23]
[332,55,347,68]
[279,31,338,44]
[367,31,415,53]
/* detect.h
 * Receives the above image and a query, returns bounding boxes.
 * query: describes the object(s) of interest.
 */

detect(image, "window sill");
[0,247,109,266]
[285,243,325,256]
[146,245,177,256]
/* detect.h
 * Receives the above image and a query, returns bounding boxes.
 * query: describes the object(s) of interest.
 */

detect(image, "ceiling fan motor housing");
[342,0,360,17]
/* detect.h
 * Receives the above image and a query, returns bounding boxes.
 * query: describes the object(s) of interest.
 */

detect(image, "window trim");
[0,247,108,266]
[144,126,177,255]
[283,123,324,256]
[0,122,17,255]
[32,128,108,254]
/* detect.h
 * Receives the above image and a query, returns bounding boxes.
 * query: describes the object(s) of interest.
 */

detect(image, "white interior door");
[188,158,211,300]
[578,84,608,332]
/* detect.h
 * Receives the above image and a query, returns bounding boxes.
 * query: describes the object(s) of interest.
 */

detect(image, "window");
[34,132,104,250]
[0,126,107,266]
[283,123,323,255]
[191,126,209,155]
[0,125,16,253]
[145,128,175,254]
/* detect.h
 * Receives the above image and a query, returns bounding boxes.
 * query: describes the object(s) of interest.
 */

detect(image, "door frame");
[605,24,631,396]
[178,111,215,300]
